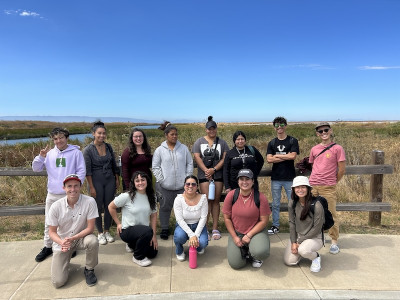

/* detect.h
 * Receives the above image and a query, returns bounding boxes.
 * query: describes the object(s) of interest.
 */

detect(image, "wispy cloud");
[3,9,45,19]
[277,64,334,70]
[358,66,400,70]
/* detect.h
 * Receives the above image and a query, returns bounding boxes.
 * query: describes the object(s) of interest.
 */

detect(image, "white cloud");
[3,9,44,19]
[359,66,400,70]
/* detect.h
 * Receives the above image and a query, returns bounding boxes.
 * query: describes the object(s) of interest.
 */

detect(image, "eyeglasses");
[185,182,197,187]
[274,123,286,128]
[317,128,330,134]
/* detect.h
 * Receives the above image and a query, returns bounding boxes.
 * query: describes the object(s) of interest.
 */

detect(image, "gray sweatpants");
[156,184,183,230]
[227,229,270,270]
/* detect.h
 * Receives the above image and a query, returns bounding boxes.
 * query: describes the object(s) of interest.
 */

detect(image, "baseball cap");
[63,174,82,185]
[237,169,254,179]
[292,176,311,188]
[315,122,331,130]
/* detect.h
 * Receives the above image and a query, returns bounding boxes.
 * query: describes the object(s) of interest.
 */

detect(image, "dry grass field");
[0,121,399,241]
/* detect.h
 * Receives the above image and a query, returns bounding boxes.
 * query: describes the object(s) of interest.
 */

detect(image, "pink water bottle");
[189,246,197,269]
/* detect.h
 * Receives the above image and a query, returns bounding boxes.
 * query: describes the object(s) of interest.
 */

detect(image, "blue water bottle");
[208,179,215,200]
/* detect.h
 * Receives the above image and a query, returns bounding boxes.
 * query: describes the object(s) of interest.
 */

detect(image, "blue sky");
[1,0,399,123]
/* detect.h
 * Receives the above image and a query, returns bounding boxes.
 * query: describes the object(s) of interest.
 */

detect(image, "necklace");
[240,190,253,204]
[236,147,247,167]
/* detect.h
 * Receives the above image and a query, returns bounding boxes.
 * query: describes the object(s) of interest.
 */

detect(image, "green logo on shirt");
[56,158,66,167]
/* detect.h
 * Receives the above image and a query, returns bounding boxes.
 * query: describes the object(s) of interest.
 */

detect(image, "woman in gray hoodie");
[152,121,193,240]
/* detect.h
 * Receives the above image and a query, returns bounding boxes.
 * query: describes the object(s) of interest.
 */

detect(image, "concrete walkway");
[1,233,399,300]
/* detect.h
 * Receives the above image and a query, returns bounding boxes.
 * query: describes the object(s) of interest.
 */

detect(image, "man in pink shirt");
[309,122,346,255]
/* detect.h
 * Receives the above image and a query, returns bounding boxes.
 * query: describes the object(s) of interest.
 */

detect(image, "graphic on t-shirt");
[200,144,221,160]
[56,158,66,167]
[277,145,287,154]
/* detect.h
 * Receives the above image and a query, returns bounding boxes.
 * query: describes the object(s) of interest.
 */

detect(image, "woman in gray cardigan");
[152,121,193,240]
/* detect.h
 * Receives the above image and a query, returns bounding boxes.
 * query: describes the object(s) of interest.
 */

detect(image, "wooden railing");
[0,150,394,225]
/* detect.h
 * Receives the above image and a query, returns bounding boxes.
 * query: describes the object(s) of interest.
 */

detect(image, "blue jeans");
[173,223,208,255]
[271,180,293,228]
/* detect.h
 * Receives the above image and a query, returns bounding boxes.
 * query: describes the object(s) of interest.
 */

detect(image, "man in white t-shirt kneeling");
[48,174,99,288]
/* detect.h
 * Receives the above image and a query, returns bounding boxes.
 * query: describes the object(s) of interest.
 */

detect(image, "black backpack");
[232,188,260,209]
[310,196,334,231]
[293,196,334,245]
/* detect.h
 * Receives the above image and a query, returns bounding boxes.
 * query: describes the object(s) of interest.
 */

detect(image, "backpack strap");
[247,145,256,156]
[232,188,240,206]
[310,196,326,246]
[315,143,336,159]
[232,188,260,209]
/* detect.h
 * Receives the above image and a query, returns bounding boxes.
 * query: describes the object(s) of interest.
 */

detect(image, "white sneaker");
[197,249,205,255]
[252,259,263,268]
[125,243,134,253]
[310,256,321,272]
[132,256,152,267]
[176,252,185,261]
[98,233,107,245]
[329,244,340,254]
[104,232,115,243]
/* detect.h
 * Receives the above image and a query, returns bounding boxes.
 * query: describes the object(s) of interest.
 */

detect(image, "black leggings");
[120,225,158,260]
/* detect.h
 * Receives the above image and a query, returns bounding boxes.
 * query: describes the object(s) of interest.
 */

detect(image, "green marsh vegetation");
[1,120,399,241]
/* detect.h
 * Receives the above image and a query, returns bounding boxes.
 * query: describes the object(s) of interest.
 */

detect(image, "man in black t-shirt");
[266,117,299,234]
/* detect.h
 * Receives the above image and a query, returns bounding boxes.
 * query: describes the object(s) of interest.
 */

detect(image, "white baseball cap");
[292,176,311,188]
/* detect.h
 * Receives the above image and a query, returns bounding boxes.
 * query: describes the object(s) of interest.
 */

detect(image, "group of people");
[32,115,346,288]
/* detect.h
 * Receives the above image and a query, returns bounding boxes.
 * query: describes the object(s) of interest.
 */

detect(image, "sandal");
[212,229,221,240]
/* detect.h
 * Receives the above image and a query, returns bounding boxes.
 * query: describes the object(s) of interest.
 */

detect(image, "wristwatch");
[213,167,217,172]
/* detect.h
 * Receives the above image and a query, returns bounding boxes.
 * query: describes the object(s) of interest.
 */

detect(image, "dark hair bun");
[158,120,171,131]
[93,121,105,127]
[208,116,213,122]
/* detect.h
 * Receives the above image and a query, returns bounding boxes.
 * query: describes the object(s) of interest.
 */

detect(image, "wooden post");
[369,150,384,226]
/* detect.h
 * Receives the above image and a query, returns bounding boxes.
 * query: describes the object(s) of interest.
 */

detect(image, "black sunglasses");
[185,182,197,187]
[317,128,330,134]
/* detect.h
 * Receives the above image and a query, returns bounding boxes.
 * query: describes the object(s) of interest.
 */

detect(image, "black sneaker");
[84,268,97,286]
[267,226,279,235]
[160,229,169,240]
[35,247,53,262]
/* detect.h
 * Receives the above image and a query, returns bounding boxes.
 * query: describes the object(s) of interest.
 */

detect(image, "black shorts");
[199,178,223,184]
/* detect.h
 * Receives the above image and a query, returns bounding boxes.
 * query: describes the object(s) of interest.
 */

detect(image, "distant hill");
[0,116,196,124]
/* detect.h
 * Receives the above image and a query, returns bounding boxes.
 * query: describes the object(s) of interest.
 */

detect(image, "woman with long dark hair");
[284,176,324,272]
[108,171,158,267]
[173,175,208,262]
[83,121,119,246]
[121,128,152,190]
[152,121,193,240]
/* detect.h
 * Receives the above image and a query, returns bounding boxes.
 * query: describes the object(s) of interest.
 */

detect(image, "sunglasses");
[185,182,197,187]
[317,128,330,134]
[274,123,286,128]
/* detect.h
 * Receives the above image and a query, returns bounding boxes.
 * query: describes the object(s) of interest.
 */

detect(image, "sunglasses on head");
[185,182,197,187]
[274,123,286,128]
[317,128,330,134]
